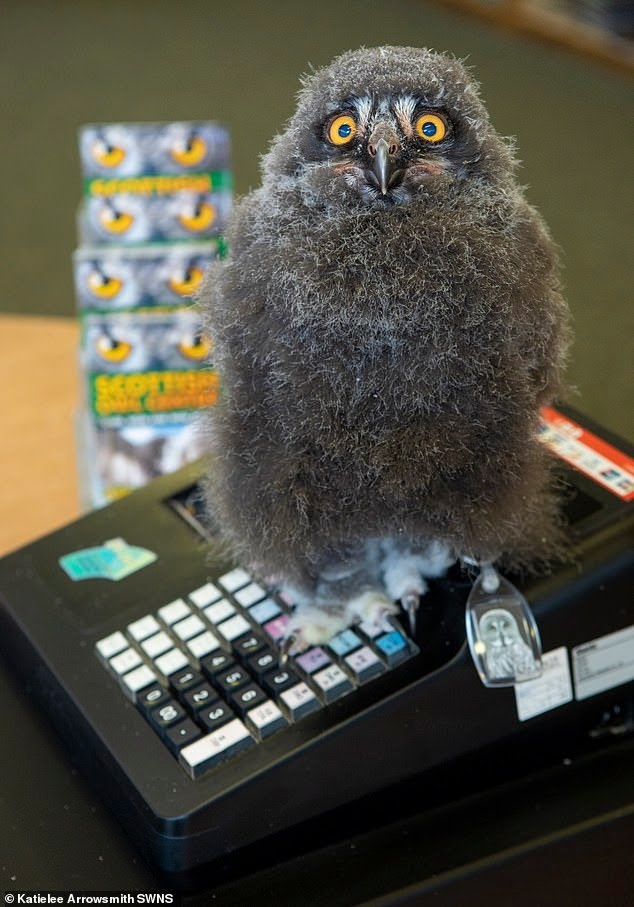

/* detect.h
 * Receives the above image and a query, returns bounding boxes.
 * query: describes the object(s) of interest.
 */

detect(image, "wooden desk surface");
[0,315,82,556]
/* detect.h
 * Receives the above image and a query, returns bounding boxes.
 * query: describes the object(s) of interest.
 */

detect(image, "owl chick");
[200,46,570,652]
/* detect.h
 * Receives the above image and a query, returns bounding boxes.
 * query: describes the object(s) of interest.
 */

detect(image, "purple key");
[295,647,331,674]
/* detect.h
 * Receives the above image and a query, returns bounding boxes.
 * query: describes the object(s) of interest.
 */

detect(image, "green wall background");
[1,0,632,439]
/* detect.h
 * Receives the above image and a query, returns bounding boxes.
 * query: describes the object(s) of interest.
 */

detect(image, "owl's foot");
[381,539,455,633]
[280,589,399,663]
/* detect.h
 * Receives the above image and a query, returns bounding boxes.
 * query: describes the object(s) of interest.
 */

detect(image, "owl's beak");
[368,136,402,195]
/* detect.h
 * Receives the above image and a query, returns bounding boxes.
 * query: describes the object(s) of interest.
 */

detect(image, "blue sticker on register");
[59,537,157,581]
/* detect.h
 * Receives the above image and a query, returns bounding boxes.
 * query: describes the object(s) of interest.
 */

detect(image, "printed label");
[539,407,634,501]
[572,625,634,701]
[59,537,157,582]
[514,647,573,721]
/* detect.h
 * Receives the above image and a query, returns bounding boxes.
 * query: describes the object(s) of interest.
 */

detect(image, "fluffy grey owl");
[201,46,570,652]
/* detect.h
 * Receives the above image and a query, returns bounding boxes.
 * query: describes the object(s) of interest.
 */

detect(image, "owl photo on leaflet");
[200,46,570,653]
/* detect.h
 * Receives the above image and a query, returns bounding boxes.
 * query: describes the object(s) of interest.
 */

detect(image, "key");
[248,598,281,625]
[217,567,251,593]
[183,683,219,712]
[279,682,321,720]
[179,719,255,779]
[262,666,301,697]
[203,599,236,626]
[246,700,289,739]
[148,699,187,734]
[96,631,127,662]
[154,648,191,682]
[344,646,385,683]
[233,582,267,608]
[127,614,161,642]
[170,668,204,700]
[214,665,250,695]
[375,630,410,666]
[246,648,278,678]
[121,664,157,701]
[189,582,223,609]
[229,683,267,716]
[216,614,252,643]
[164,719,202,754]
[200,651,234,679]
[109,648,142,676]
[198,701,235,732]
[312,664,354,702]
[140,631,173,659]
[328,629,363,658]
[185,630,221,662]
[137,684,170,716]
[295,647,332,676]
[233,632,266,660]
[172,614,206,642]
[158,599,191,626]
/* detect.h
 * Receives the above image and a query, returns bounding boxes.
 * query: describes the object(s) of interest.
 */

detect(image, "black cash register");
[0,405,632,881]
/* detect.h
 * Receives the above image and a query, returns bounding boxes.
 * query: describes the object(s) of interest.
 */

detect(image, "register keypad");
[96,569,418,779]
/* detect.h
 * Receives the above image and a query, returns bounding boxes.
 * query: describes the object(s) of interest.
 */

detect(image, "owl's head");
[262,46,517,207]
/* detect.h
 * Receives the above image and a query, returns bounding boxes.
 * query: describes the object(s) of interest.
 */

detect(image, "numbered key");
[229,683,267,717]
[183,683,219,712]
[148,699,187,734]
[262,666,301,697]
[179,718,255,779]
[198,701,235,733]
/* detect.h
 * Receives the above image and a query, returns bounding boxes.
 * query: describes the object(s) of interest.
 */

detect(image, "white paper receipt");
[572,625,634,701]
[514,647,573,722]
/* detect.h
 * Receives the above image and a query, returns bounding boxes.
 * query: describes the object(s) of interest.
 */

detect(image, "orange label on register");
[538,407,634,502]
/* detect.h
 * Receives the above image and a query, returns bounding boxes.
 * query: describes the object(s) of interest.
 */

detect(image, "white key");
[186,631,221,660]
[154,648,190,679]
[179,719,255,779]
[189,582,223,608]
[140,631,173,659]
[158,599,191,626]
[313,664,354,702]
[246,700,288,739]
[126,614,161,642]
[121,664,157,699]
[344,646,385,683]
[110,647,142,676]
[204,599,235,625]
[216,614,252,642]
[357,619,383,640]
[280,682,321,720]
[233,582,267,608]
[96,631,128,661]
[217,567,251,593]
[172,614,206,641]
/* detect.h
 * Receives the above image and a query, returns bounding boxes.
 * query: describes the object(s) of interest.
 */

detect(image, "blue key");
[329,629,362,657]
[375,631,409,665]
[249,598,281,624]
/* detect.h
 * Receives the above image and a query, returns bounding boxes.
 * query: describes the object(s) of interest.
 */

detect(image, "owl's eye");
[95,334,132,363]
[168,265,204,297]
[87,270,123,300]
[170,134,207,166]
[178,331,212,361]
[415,113,448,143]
[327,114,357,146]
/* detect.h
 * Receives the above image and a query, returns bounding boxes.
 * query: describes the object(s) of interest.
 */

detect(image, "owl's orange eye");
[327,114,357,146]
[95,334,132,363]
[178,331,212,361]
[415,113,448,143]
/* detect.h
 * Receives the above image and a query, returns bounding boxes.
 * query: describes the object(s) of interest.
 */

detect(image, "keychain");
[464,560,543,687]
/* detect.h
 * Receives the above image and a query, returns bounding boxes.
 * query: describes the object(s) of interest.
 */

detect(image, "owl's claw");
[278,634,297,668]
[401,592,419,635]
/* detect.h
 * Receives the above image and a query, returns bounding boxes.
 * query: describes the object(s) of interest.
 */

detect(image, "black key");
[183,682,219,713]
[262,666,301,697]
[229,683,267,717]
[148,699,187,735]
[164,719,202,754]
[198,701,235,732]
[246,648,278,678]
[137,683,170,716]
[200,651,234,679]
[233,632,266,660]
[170,668,204,700]
[215,665,250,695]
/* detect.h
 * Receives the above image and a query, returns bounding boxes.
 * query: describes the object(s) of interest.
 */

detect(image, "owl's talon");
[401,593,419,635]
[278,634,297,667]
